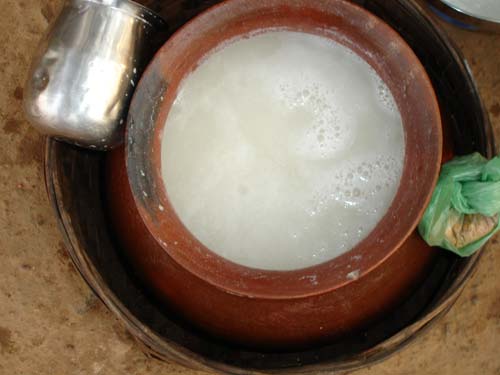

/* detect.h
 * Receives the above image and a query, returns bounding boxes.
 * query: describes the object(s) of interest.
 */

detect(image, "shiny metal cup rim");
[78,0,167,28]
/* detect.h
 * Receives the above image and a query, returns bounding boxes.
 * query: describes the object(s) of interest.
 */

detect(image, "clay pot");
[114,0,442,348]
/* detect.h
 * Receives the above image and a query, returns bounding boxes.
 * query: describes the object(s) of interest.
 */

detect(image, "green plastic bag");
[418,153,500,257]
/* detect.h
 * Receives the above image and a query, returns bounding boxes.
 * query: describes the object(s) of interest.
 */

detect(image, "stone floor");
[0,1,498,374]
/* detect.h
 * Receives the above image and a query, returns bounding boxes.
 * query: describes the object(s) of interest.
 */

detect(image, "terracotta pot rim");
[126,0,442,300]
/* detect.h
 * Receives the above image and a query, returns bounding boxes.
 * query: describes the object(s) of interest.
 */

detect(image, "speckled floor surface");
[0,1,499,374]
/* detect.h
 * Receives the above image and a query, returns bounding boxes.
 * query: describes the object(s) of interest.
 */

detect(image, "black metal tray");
[44,0,494,374]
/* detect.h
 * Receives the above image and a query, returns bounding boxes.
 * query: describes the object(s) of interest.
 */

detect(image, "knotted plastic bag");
[418,153,500,257]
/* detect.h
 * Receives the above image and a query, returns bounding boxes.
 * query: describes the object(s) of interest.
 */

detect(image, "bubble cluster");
[312,155,400,205]
[276,80,352,160]
[372,73,398,114]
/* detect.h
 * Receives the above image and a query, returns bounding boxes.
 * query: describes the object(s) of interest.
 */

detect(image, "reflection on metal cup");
[24,0,168,149]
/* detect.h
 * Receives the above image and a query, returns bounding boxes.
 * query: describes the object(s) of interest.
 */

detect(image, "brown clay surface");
[0,0,498,374]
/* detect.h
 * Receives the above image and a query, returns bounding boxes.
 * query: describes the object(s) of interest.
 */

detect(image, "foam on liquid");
[161,31,405,271]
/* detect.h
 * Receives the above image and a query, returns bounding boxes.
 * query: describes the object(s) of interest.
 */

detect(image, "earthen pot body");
[109,0,442,348]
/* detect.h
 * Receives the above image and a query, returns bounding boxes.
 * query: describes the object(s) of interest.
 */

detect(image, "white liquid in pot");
[161,31,405,271]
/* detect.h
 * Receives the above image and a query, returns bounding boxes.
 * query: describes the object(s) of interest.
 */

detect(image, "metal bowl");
[426,0,500,32]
